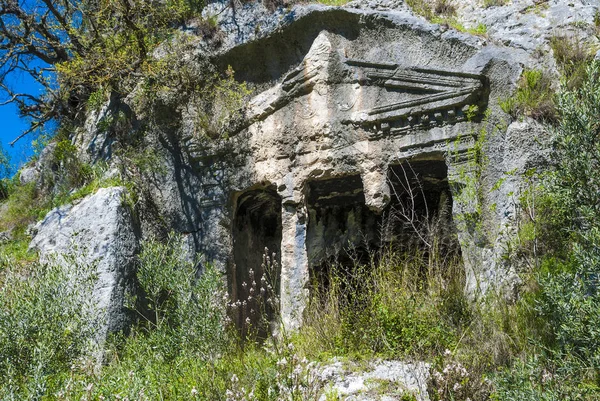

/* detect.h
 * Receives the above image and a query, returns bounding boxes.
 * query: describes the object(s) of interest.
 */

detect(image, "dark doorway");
[231,186,282,339]
[383,158,458,255]
[306,175,381,294]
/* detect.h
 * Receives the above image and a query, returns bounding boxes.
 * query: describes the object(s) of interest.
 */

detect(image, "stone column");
[446,148,492,298]
[361,166,390,214]
[279,203,309,331]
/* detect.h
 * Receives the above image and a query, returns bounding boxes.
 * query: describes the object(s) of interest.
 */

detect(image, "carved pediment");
[243,32,488,138]
[342,59,487,136]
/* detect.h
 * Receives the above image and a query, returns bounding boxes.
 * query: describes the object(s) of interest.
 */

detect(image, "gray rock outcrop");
[318,360,431,401]
[63,0,587,331]
[183,4,524,327]
[29,187,139,355]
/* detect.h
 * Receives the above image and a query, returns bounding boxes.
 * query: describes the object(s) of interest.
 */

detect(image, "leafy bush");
[0,256,96,399]
[31,235,325,400]
[500,69,557,122]
[549,62,600,228]
[0,182,41,232]
[133,233,228,358]
[493,61,600,400]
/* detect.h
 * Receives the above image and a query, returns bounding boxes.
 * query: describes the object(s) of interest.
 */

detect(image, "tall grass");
[299,247,465,360]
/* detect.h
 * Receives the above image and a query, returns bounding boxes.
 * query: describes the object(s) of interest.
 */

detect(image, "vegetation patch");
[550,35,594,90]
[500,69,557,122]
[483,0,508,8]
[316,0,353,6]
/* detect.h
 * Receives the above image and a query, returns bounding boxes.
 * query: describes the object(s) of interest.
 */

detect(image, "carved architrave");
[341,59,487,138]
[236,33,488,142]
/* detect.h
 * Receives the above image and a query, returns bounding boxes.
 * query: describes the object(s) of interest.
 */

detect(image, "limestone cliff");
[26,0,598,348]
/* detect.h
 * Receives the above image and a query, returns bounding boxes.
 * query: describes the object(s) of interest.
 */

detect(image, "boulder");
[29,187,139,356]
[318,359,431,401]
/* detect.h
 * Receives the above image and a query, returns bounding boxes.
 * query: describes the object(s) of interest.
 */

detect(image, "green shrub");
[0,256,96,399]
[550,35,593,91]
[36,235,324,400]
[0,182,42,232]
[133,233,228,358]
[500,69,557,122]
[493,61,600,401]
[52,140,93,190]
[549,61,600,227]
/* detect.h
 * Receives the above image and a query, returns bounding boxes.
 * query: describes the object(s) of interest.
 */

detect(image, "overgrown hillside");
[0,0,600,400]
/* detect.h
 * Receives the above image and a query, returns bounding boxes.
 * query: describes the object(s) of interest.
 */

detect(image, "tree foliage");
[551,61,600,231]
[495,61,600,400]
[0,0,204,144]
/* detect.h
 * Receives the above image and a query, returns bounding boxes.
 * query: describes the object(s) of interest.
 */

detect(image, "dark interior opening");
[305,160,461,304]
[306,175,382,295]
[383,158,458,256]
[231,186,282,339]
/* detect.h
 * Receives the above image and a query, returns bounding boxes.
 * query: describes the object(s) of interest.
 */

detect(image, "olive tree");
[0,0,204,144]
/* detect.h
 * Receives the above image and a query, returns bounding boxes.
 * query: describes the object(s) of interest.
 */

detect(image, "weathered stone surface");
[455,0,599,71]
[466,118,552,296]
[17,142,57,190]
[189,4,524,324]
[29,187,139,351]
[74,93,136,164]
[318,360,430,401]
[74,1,557,327]
[18,166,38,186]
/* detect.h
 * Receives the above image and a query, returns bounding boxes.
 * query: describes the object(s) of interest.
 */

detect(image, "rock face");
[318,360,431,401]
[182,4,523,329]
[455,0,599,70]
[29,187,139,351]
[68,1,582,330]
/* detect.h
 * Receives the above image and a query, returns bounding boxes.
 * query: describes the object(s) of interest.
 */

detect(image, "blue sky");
[0,70,45,176]
[0,103,34,173]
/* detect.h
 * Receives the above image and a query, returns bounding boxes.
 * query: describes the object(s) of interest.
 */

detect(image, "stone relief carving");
[341,60,487,137]
[178,27,513,331]
[240,32,487,141]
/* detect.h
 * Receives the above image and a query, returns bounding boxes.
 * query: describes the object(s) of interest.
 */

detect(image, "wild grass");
[406,0,455,20]
[550,35,594,91]
[483,0,508,8]
[298,248,465,360]
[500,69,557,122]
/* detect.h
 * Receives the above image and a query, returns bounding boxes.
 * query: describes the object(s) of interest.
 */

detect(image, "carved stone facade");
[170,8,526,330]
[72,5,535,332]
